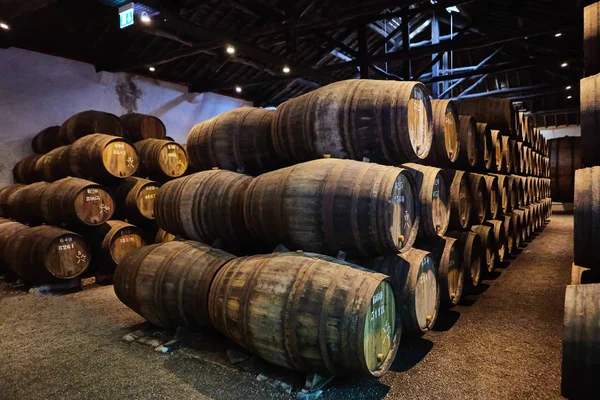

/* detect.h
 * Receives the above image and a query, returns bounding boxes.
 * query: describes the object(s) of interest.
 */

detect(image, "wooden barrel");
[491,174,512,213]
[455,115,478,169]
[0,184,24,217]
[516,142,526,174]
[489,130,503,173]
[475,173,499,220]
[501,214,516,254]
[187,107,279,175]
[549,136,581,203]
[512,209,527,243]
[35,145,72,182]
[13,154,43,184]
[485,220,507,263]
[511,175,525,207]
[507,212,522,249]
[155,170,253,245]
[468,172,488,225]
[476,122,494,171]
[134,139,188,182]
[210,251,400,377]
[446,230,482,288]
[425,100,460,166]
[5,225,90,284]
[155,227,175,243]
[272,79,433,165]
[59,110,124,144]
[455,98,514,134]
[41,177,115,227]
[505,175,518,211]
[403,163,450,238]
[417,236,463,308]
[85,220,145,273]
[561,283,600,398]
[5,182,50,223]
[110,177,160,222]
[115,241,235,329]
[120,113,166,142]
[510,139,521,174]
[444,169,471,230]
[0,220,30,269]
[244,159,419,257]
[471,224,496,273]
[69,134,139,182]
[522,207,532,238]
[501,136,512,173]
[31,126,61,154]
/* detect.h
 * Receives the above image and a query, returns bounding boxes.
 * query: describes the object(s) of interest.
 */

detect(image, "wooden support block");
[585,3,600,77]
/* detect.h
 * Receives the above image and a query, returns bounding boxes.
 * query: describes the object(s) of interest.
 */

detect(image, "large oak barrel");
[85,220,145,273]
[41,177,115,227]
[444,169,471,230]
[425,100,459,166]
[561,283,600,398]
[476,123,494,171]
[59,110,124,144]
[5,225,90,284]
[549,136,581,203]
[209,251,400,377]
[155,170,253,245]
[490,130,504,172]
[272,79,433,165]
[573,168,600,269]
[455,115,478,169]
[35,145,72,182]
[403,163,450,238]
[69,134,139,182]
[446,230,482,288]
[186,107,279,175]
[418,236,464,308]
[5,182,50,223]
[471,224,496,273]
[456,98,514,134]
[120,113,166,142]
[13,154,42,184]
[468,172,488,225]
[245,159,419,257]
[485,220,507,263]
[31,126,61,154]
[0,184,24,217]
[110,177,160,222]
[0,220,29,269]
[134,139,188,182]
[115,241,235,329]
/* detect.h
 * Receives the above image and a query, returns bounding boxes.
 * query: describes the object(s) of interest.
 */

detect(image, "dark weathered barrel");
[115,241,235,329]
[425,100,460,166]
[5,182,50,224]
[446,230,482,288]
[69,134,138,182]
[501,136,512,173]
[85,220,145,274]
[476,122,494,171]
[512,209,527,243]
[35,145,72,182]
[471,224,496,273]
[510,139,521,175]
[120,113,166,142]
[155,170,253,245]
[490,174,512,214]
[272,79,433,165]
[59,110,124,144]
[511,175,525,207]
[13,154,43,184]
[485,220,507,263]
[41,177,115,227]
[490,130,504,173]
[455,98,515,134]
[549,137,581,203]
[155,227,175,243]
[134,139,188,182]
[110,177,160,223]
[0,220,30,270]
[418,236,464,308]
[455,115,478,169]
[480,174,500,219]
[244,159,419,257]
[501,214,516,254]
[187,107,279,175]
[403,163,450,238]
[5,225,90,284]
[31,126,61,154]
[210,251,400,377]
[444,169,471,230]
[468,172,488,225]
[0,184,24,217]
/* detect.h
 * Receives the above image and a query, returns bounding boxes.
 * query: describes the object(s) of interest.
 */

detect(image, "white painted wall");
[539,125,581,140]
[0,47,251,185]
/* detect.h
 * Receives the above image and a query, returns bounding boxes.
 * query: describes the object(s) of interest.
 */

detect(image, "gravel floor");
[0,215,572,400]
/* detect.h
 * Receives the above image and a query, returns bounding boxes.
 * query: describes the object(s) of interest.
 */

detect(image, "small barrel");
[115,241,235,329]
[134,139,188,182]
[59,110,124,144]
[490,130,504,172]
[418,236,464,308]
[210,251,400,377]
[425,100,460,166]
[476,123,494,171]
[85,220,145,273]
[41,177,115,227]
[35,145,72,182]
[403,163,450,238]
[455,115,478,169]
[13,154,43,184]
[471,224,496,273]
[5,225,90,284]
[120,113,166,142]
[444,169,471,230]
[446,230,482,288]
[468,172,488,225]
[155,170,253,245]
[479,174,500,219]
[272,79,433,165]
[31,126,61,154]
[455,98,515,134]
[501,213,516,254]
[244,159,419,257]
[186,107,279,175]
[0,220,30,268]
[110,177,160,222]
[69,134,139,182]
[5,182,50,224]
[0,184,24,217]
[485,220,507,263]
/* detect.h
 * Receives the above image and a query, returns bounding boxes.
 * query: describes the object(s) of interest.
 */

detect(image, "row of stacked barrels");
[113,79,552,379]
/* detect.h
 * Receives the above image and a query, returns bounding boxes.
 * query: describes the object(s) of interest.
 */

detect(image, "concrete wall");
[0,47,251,186]
[539,125,581,140]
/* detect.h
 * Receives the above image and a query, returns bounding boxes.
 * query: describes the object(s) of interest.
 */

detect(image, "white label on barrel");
[99,203,111,214]
[371,305,385,321]
[113,150,127,156]
[58,244,74,251]
[119,236,135,243]
[86,196,100,202]
[127,156,135,168]
[76,250,86,264]
[87,189,99,194]
[144,194,156,200]
[373,291,383,305]
[114,143,125,149]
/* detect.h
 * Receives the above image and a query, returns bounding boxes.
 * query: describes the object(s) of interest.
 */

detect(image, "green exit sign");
[119,3,135,29]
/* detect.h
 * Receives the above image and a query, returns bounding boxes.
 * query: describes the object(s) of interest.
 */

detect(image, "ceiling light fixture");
[555,32,562,37]
[149,67,156,72]
[566,86,572,90]
[141,12,151,23]
[282,66,291,74]
[226,45,235,55]
[561,62,568,68]
[567,95,573,99]
[235,86,242,93]
[0,22,9,30]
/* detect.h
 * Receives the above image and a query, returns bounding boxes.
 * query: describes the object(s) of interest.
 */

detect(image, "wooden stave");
[444,169,472,230]
[455,98,515,135]
[31,126,62,154]
[35,145,73,182]
[13,154,43,184]
[5,181,50,224]
[58,110,124,144]
[0,220,30,270]
[134,139,188,182]
[425,100,460,166]
[0,184,25,217]
[120,113,167,142]
[455,115,479,169]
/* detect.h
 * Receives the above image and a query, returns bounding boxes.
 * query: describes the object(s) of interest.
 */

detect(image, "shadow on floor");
[432,310,460,332]
[460,283,490,306]
[323,377,391,400]
[390,336,434,373]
